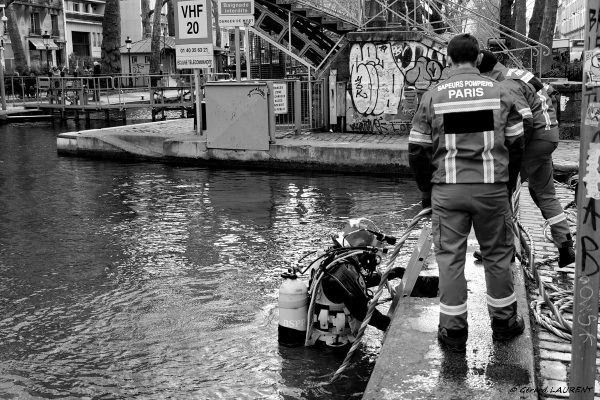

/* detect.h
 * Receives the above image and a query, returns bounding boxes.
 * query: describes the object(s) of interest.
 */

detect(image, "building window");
[132,56,138,63]
[84,3,89,13]
[92,33,96,47]
[72,31,90,57]
[30,13,41,35]
[73,2,79,12]
[51,15,59,36]
[145,56,151,63]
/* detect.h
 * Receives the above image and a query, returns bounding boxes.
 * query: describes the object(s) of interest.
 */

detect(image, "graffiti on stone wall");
[348,116,412,135]
[348,39,448,134]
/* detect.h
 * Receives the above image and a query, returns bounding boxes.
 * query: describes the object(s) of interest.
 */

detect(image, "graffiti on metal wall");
[348,39,447,133]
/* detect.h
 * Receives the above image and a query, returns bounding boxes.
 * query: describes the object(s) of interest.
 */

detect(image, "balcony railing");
[30,28,42,36]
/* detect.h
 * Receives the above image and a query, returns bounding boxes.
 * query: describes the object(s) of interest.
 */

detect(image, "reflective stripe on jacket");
[496,65,559,142]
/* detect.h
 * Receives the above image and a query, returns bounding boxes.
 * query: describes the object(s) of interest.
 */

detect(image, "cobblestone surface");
[518,174,599,398]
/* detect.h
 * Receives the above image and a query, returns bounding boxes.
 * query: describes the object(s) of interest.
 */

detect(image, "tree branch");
[146,0,170,18]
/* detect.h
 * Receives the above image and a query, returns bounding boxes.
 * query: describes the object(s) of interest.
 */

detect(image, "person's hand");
[421,191,432,209]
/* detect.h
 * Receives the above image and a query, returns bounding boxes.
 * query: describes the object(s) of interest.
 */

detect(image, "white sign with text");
[174,0,213,69]
[176,44,214,68]
[218,0,255,27]
[273,83,287,114]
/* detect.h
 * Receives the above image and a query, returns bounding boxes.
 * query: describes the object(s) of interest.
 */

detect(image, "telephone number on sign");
[179,48,209,54]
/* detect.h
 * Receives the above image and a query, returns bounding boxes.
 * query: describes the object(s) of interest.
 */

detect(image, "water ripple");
[0,122,422,398]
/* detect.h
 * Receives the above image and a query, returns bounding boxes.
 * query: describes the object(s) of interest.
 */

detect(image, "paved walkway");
[517,181,599,399]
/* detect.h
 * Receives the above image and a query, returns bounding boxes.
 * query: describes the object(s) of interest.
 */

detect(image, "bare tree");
[100,0,122,73]
[499,0,514,33]
[149,0,163,74]
[141,0,152,38]
[513,0,526,35]
[167,0,175,36]
[5,0,26,73]
[539,0,559,73]
[527,0,545,42]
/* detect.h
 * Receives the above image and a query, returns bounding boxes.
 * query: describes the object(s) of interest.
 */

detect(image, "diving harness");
[278,218,398,348]
[277,209,433,382]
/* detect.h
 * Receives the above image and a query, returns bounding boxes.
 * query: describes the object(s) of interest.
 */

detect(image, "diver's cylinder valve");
[278,270,308,347]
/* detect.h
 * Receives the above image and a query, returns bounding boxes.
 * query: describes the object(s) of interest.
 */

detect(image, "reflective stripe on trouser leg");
[432,184,471,331]
[471,183,517,320]
[521,140,572,246]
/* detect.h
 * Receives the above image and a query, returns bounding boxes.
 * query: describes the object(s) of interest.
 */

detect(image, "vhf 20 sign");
[177,0,209,39]
[174,0,214,69]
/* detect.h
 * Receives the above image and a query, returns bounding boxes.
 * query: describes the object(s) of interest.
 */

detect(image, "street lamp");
[0,4,6,111]
[42,31,50,71]
[160,26,167,74]
[125,36,132,87]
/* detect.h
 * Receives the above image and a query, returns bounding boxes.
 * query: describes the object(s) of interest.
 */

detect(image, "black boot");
[558,236,575,268]
[438,326,468,352]
[558,246,575,268]
[491,314,525,341]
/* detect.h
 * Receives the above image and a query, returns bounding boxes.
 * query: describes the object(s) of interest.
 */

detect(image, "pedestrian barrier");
[271,79,326,133]
[0,73,327,131]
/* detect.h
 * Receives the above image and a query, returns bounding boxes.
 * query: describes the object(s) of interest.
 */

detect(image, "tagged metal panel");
[205,82,270,151]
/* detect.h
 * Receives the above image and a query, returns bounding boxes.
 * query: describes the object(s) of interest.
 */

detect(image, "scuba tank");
[278,269,308,347]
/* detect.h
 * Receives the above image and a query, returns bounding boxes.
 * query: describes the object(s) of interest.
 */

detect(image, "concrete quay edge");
[363,246,536,400]
[55,120,578,177]
[56,119,413,174]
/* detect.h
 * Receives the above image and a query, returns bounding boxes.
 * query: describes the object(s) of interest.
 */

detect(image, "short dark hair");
[447,34,480,64]
[478,50,498,73]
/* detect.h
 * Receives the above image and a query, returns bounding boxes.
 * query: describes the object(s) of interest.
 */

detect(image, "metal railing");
[271,79,326,133]
[0,74,328,131]
[0,74,198,109]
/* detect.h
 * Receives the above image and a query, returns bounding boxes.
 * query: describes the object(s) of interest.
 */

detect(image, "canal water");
[0,118,422,399]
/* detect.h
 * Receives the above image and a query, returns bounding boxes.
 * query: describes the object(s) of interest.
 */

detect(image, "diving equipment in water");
[278,270,308,347]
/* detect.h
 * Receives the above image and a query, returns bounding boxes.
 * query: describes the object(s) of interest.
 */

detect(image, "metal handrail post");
[308,68,313,129]
[294,79,301,134]
[60,77,65,107]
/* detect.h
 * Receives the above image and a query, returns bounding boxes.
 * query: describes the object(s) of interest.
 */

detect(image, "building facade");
[64,0,105,62]
[4,0,68,72]
[121,0,142,43]
[556,0,585,40]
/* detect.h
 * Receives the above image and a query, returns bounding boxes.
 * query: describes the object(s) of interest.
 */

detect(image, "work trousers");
[521,138,571,247]
[432,183,517,331]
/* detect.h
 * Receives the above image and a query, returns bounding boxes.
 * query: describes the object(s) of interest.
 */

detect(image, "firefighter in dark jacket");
[477,50,576,269]
[408,34,525,352]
